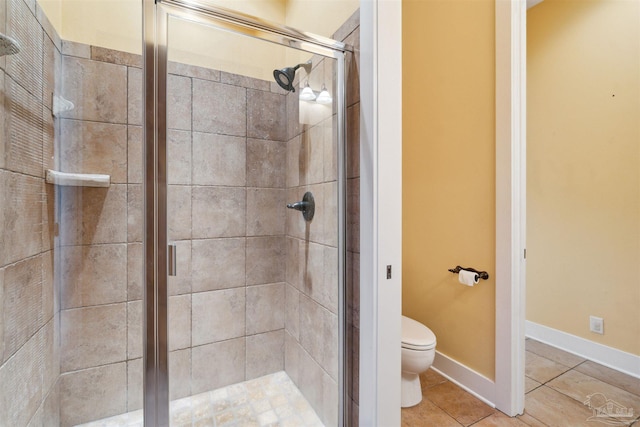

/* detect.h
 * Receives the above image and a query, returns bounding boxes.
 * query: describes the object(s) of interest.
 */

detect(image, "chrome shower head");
[273,61,311,92]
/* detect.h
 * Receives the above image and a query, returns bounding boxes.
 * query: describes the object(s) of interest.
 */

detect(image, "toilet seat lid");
[402,316,436,350]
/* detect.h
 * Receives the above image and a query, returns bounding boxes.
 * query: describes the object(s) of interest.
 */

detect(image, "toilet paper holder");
[448,266,489,280]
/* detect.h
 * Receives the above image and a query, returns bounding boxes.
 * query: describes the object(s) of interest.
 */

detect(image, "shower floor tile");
[77,371,324,427]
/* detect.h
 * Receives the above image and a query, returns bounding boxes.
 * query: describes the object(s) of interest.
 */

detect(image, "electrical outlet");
[590,316,604,335]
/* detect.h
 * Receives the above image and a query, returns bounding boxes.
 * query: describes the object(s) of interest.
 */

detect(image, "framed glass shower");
[143,1,349,425]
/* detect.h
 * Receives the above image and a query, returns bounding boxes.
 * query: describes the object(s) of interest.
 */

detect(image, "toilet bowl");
[401,315,437,408]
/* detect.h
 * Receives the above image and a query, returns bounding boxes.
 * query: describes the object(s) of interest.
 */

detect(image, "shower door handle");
[168,244,177,276]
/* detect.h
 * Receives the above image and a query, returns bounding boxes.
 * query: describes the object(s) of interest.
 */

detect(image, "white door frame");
[359,0,403,425]
[494,0,527,417]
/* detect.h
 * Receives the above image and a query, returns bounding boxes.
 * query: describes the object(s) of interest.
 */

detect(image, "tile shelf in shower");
[45,169,111,188]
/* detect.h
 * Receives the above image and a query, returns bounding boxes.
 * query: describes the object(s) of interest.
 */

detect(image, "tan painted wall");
[527,0,640,356]
[36,0,358,80]
[402,0,496,379]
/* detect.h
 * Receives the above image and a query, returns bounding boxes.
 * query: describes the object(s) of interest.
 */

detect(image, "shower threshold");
[76,371,324,427]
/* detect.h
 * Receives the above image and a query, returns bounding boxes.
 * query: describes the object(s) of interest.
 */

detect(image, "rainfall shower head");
[273,61,311,92]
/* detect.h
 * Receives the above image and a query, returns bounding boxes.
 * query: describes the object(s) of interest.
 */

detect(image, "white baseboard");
[431,351,496,407]
[526,321,640,379]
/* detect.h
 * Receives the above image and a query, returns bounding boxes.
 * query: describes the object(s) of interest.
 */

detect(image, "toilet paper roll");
[458,270,479,286]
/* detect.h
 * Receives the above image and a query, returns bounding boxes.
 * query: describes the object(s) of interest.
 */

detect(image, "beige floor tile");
[421,368,448,391]
[515,411,548,427]
[547,369,640,416]
[525,377,542,393]
[575,360,640,398]
[425,381,495,426]
[471,411,531,426]
[525,351,571,384]
[402,398,462,427]
[525,339,585,368]
[525,386,594,426]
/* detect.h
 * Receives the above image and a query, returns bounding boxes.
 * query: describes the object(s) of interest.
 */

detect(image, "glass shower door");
[148,4,347,426]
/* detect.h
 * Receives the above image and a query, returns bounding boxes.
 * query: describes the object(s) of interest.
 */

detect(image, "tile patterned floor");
[78,371,323,427]
[402,339,640,426]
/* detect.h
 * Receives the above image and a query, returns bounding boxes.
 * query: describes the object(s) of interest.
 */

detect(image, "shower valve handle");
[287,192,315,222]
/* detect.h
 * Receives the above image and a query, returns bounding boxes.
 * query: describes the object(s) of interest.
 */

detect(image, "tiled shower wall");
[283,11,360,427]
[0,0,59,425]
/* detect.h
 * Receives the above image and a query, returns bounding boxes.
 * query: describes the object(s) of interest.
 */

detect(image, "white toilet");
[401,315,437,407]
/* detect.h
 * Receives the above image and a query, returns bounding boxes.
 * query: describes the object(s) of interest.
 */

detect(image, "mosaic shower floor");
[77,371,324,427]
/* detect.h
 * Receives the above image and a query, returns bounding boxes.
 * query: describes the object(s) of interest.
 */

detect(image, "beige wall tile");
[298,344,324,418]
[59,244,127,309]
[59,362,127,426]
[168,185,191,240]
[192,186,246,238]
[322,181,338,247]
[285,187,305,241]
[169,294,191,351]
[285,283,299,341]
[127,125,142,183]
[344,30,360,108]
[322,371,339,426]
[285,135,301,188]
[247,89,286,141]
[299,125,325,185]
[167,74,191,131]
[127,301,142,360]
[0,328,44,427]
[1,170,43,266]
[167,129,191,185]
[0,73,6,170]
[246,329,284,380]
[192,288,245,346]
[127,358,142,412]
[41,249,54,324]
[285,237,301,290]
[2,255,43,361]
[246,283,285,335]
[191,238,245,292]
[60,56,127,124]
[221,72,270,91]
[168,62,220,81]
[299,241,324,298]
[193,79,246,136]
[59,119,127,182]
[246,236,286,286]
[285,91,300,143]
[42,317,59,395]
[91,46,142,68]
[246,188,285,236]
[299,294,338,380]
[127,184,142,243]
[60,303,127,372]
[58,185,128,245]
[347,103,360,179]
[61,40,89,58]
[169,348,191,400]
[322,117,337,182]
[42,106,55,174]
[192,132,246,186]
[247,139,286,189]
[191,337,245,394]
[127,67,142,125]
[127,243,143,301]
[284,330,301,386]
[6,0,43,102]
[321,246,338,314]
[42,181,55,252]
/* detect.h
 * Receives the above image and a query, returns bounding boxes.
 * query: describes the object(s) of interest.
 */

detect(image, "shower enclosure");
[143,1,349,425]
[0,0,360,425]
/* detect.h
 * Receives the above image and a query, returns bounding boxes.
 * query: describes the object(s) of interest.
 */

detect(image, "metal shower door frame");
[143,1,349,425]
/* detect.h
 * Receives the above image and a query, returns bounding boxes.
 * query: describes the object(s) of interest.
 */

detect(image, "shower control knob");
[287,192,315,221]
